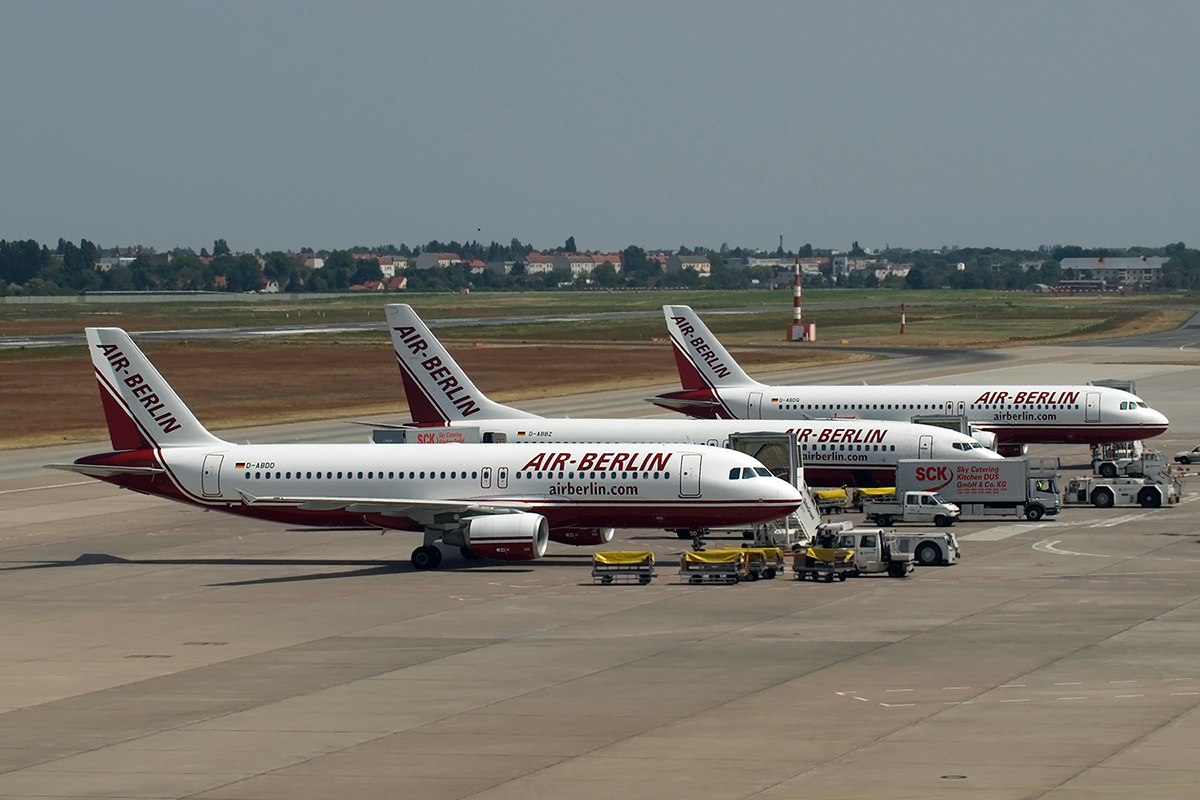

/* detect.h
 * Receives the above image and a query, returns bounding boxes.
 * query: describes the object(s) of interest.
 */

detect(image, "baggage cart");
[592,551,657,585]
[793,546,857,582]
[680,550,746,585]
[740,547,786,580]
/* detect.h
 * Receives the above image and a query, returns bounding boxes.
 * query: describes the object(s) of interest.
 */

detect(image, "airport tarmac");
[3,342,1200,799]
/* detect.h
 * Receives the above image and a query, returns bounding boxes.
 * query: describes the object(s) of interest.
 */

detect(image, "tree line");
[1,237,1197,296]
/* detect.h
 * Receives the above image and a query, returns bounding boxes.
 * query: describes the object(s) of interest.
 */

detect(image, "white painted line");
[959,523,1057,542]
[879,703,915,708]
[1000,683,1026,688]
[942,686,970,690]
[853,696,869,702]
[1058,696,1088,701]
[1054,682,1082,686]
[1116,694,1144,698]
[885,688,913,693]
[0,481,90,496]
[1164,678,1192,682]
[1034,539,1110,558]
[943,701,973,705]
[1000,699,1030,703]
[1090,513,1153,529]
[1109,680,1137,684]
[1171,692,1200,696]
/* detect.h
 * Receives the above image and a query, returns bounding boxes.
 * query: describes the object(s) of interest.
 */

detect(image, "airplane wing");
[237,491,532,526]
[44,463,166,478]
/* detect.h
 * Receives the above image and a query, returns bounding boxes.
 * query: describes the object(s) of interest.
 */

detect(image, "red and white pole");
[900,303,907,335]
[792,267,803,326]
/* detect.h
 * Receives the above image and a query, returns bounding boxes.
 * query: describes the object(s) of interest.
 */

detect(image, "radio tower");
[786,260,813,341]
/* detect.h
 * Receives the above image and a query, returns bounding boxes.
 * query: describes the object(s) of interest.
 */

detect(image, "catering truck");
[891,457,1060,521]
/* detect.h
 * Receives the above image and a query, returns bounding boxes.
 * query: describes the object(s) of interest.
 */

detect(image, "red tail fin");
[97,376,152,451]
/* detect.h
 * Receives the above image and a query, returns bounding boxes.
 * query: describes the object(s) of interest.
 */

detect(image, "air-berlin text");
[96,343,182,434]
[393,326,480,417]
[519,452,673,472]
[670,317,731,379]
[973,391,1079,405]
[787,427,887,443]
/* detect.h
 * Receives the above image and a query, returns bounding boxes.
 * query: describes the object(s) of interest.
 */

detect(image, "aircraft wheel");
[411,546,439,570]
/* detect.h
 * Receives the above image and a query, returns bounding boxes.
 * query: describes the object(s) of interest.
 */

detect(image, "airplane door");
[480,467,492,489]
[498,467,509,489]
[679,454,702,498]
[956,401,965,416]
[202,454,223,497]
[747,392,763,419]
[918,435,933,459]
[1085,392,1101,423]
[944,398,954,415]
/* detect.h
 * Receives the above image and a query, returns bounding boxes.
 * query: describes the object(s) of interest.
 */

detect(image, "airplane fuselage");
[429,416,1001,487]
[652,384,1168,447]
[75,442,802,531]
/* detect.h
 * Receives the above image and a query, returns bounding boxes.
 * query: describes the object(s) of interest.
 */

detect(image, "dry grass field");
[0,338,855,449]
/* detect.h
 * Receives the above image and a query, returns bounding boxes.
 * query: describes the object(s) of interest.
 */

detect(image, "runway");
[2,341,1200,799]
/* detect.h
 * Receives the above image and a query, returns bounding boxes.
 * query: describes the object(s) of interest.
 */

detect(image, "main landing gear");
[411,545,443,570]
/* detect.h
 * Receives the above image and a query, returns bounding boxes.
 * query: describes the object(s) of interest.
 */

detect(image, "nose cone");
[1143,407,1170,438]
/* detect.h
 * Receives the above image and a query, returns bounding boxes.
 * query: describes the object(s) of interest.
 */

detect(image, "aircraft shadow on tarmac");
[0,552,610,586]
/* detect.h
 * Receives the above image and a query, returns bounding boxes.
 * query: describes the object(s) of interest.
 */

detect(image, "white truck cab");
[862,490,961,527]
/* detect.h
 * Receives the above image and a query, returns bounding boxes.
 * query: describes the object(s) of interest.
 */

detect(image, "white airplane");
[650,305,1170,457]
[46,328,804,570]
[383,304,1002,488]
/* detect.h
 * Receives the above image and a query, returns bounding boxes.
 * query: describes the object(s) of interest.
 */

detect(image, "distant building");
[378,256,398,278]
[523,252,556,275]
[666,254,711,277]
[303,256,324,270]
[413,252,465,270]
[1060,256,1167,287]
[554,254,596,277]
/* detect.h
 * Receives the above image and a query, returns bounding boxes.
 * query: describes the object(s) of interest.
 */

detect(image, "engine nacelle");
[971,429,998,451]
[461,513,549,561]
[997,443,1028,457]
[549,527,616,546]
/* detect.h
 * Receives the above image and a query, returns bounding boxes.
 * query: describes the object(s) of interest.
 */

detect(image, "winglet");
[661,306,760,389]
[87,328,226,450]
[383,304,538,424]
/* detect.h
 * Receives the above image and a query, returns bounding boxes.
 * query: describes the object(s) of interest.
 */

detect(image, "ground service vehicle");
[813,488,849,514]
[680,550,746,584]
[892,458,1060,521]
[794,522,915,580]
[861,490,961,527]
[907,531,961,566]
[1064,469,1183,509]
[1091,442,1170,478]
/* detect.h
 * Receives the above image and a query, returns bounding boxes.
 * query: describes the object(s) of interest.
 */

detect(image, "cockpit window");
[729,468,740,480]
[754,467,773,478]
[1137,402,1148,408]
[742,467,757,479]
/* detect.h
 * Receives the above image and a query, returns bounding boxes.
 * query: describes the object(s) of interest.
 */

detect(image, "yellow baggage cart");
[740,547,786,580]
[793,546,857,582]
[679,550,746,585]
[592,551,656,585]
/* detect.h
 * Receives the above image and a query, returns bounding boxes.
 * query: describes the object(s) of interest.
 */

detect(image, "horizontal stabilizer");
[45,463,166,478]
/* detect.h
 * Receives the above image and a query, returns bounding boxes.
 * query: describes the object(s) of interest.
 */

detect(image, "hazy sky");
[2,1,1197,253]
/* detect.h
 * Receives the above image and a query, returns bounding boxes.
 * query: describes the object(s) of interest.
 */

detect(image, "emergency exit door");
[202,454,223,497]
[918,435,933,459]
[747,392,763,419]
[678,454,702,497]
[1085,392,1101,423]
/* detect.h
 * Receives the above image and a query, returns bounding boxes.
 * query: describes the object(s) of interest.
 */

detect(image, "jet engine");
[549,527,616,546]
[453,513,549,560]
[971,429,998,450]
[997,443,1028,457]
